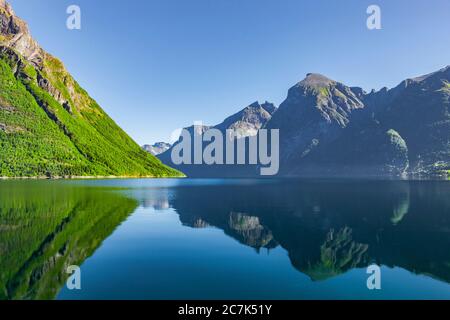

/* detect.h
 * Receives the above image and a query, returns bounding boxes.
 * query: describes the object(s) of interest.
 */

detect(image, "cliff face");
[265,73,365,169]
[264,68,450,177]
[0,1,182,177]
[0,1,42,66]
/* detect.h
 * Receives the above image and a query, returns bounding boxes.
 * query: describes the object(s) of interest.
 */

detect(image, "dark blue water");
[2,179,450,300]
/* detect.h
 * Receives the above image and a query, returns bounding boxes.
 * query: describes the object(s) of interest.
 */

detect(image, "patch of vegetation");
[318,87,330,97]
[0,50,183,178]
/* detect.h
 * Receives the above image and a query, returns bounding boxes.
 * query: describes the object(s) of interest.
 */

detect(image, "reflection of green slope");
[303,227,369,281]
[0,181,137,300]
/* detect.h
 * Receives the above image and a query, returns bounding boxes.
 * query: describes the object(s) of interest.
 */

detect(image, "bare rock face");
[216,101,277,138]
[0,0,43,67]
[266,73,364,167]
[0,2,79,113]
[0,1,75,113]
[142,142,172,156]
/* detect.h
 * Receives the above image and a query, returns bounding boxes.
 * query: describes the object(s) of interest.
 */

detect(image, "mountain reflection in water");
[1,179,450,299]
[0,181,137,300]
[162,180,450,283]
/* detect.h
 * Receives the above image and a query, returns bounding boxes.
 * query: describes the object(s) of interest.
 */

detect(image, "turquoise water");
[1,179,450,300]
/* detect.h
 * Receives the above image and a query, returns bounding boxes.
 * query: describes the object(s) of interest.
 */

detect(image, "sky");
[8,0,450,145]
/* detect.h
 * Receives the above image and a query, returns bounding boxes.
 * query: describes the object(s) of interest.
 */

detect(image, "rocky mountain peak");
[298,73,336,89]
[216,101,277,138]
[0,0,14,15]
[245,101,277,115]
[142,142,172,156]
[0,1,43,67]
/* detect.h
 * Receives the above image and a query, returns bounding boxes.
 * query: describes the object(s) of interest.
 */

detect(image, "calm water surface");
[1,178,450,300]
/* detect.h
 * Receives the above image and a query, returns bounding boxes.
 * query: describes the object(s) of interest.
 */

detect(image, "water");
[1,178,450,300]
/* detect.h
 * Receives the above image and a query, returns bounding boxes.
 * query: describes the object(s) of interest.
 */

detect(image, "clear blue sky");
[8,0,450,144]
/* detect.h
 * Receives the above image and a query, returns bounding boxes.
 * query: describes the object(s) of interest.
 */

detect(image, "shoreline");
[0,172,447,181]
[0,175,186,180]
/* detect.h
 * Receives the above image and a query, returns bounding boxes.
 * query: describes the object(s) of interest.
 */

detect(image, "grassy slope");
[0,49,182,177]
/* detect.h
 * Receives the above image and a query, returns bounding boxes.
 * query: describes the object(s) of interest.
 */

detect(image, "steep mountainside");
[0,1,181,178]
[265,68,450,177]
[265,73,365,173]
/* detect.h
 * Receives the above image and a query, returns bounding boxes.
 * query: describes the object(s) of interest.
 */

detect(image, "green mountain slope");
[0,1,182,178]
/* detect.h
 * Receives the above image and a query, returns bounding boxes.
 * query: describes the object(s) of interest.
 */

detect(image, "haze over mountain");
[158,101,277,177]
[158,67,450,178]
[0,1,181,177]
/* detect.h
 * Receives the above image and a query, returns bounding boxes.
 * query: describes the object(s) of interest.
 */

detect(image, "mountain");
[159,67,449,178]
[265,68,450,177]
[0,1,182,178]
[142,142,171,156]
[215,101,277,138]
[265,73,364,164]
[158,101,277,177]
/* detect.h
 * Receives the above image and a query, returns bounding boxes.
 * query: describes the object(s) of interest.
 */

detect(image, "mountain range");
[1,0,449,179]
[157,68,450,178]
[267,69,450,177]
[0,1,181,178]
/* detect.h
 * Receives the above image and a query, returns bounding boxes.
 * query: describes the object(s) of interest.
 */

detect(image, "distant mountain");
[142,142,171,156]
[0,1,182,178]
[158,101,277,177]
[159,67,450,178]
[215,101,277,138]
[266,73,364,163]
[266,68,450,177]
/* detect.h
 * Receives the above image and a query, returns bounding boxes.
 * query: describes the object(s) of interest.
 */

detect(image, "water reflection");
[0,181,137,300]
[163,180,450,283]
[1,179,450,299]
